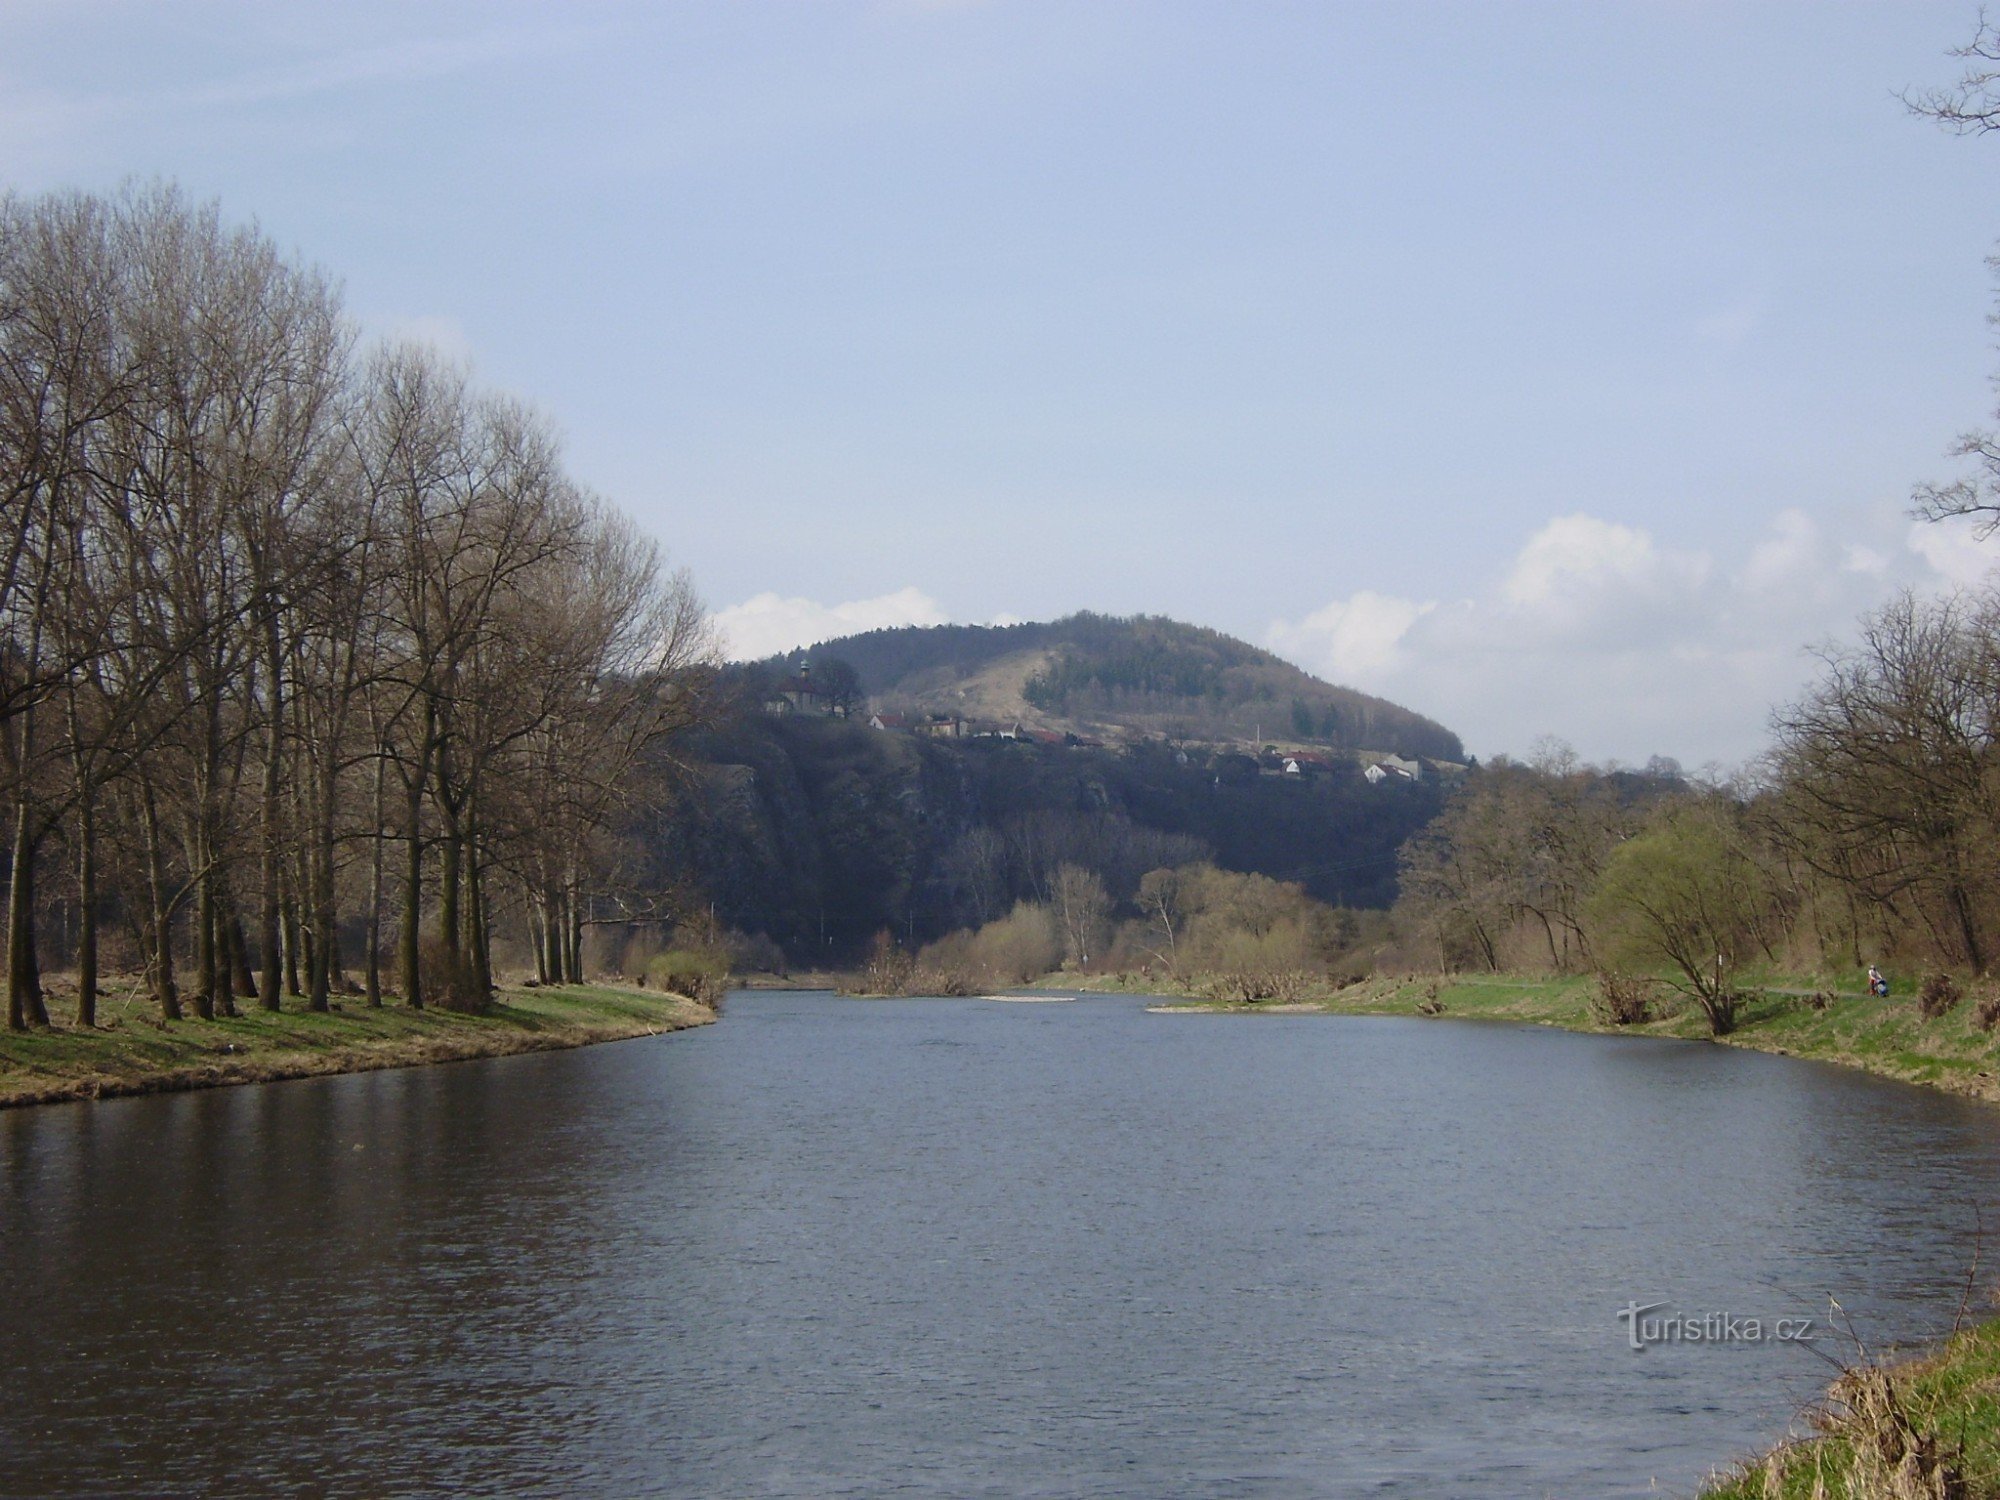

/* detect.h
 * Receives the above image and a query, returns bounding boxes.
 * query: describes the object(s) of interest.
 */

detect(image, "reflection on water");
[3,993,1998,1498]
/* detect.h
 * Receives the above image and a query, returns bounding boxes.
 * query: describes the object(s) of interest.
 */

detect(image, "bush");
[1804,990,1832,1011]
[903,965,980,997]
[1588,972,1655,1026]
[1974,987,2000,1033]
[418,935,488,1014]
[644,948,728,1007]
[1918,972,1963,1020]
[963,903,1063,985]
[1192,967,1314,1004]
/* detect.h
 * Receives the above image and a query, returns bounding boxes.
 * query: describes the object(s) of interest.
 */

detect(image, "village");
[760,663,1466,788]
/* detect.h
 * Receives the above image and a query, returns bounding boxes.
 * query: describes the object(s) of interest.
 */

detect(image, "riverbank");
[1696,1315,2000,1497]
[1077,972,2000,1104]
[0,981,714,1109]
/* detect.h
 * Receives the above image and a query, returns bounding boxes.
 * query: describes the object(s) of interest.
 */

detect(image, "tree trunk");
[7,812,46,1030]
[141,779,181,1021]
[401,771,424,1010]
[259,617,284,1010]
[438,811,461,962]
[365,749,386,1006]
[192,868,217,1021]
[465,790,491,997]
[227,911,256,999]
[74,794,98,1028]
[281,882,302,998]
[532,898,552,985]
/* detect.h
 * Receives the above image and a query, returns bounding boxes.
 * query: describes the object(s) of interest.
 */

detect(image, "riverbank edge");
[0,983,714,1110]
[1061,971,2000,1105]
[1693,1315,2000,1497]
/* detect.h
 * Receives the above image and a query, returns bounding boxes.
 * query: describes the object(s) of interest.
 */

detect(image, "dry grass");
[1701,1318,2000,1499]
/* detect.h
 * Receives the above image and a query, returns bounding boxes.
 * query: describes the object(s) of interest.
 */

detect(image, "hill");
[659,711,1447,963]
[768,612,1463,761]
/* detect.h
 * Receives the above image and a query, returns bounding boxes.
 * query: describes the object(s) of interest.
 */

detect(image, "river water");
[4,991,1999,1498]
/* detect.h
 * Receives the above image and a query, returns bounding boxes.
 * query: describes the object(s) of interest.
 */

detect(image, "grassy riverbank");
[0,980,714,1109]
[1696,1316,2000,1498]
[1093,972,2000,1104]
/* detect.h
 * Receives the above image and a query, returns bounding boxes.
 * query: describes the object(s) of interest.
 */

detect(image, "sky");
[7,0,2000,768]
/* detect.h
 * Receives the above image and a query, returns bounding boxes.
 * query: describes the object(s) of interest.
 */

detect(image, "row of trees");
[1393,585,2000,1031]
[1,185,713,1029]
[872,858,1368,998]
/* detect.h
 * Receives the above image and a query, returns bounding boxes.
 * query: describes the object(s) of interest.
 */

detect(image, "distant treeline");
[661,702,1445,965]
[0,186,713,1030]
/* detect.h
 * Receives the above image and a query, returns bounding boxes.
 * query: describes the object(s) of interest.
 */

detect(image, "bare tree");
[1906,9,2000,135]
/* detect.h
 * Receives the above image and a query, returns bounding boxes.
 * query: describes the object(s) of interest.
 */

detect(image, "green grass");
[0,977,714,1107]
[1698,1316,2000,1498]
[1106,969,2000,1102]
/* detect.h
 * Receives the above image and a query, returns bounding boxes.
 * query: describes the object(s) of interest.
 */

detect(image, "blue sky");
[8,0,2000,766]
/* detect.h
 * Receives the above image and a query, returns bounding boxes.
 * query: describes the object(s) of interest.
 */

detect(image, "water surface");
[4,992,1998,1497]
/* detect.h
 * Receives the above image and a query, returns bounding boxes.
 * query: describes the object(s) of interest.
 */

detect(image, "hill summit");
[771,612,1463,762]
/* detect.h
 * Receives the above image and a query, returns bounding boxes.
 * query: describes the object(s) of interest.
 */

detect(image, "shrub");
[1974,988,2000,1033]
[1918,972,1963,1020]
[1588,973,1654,1026]
[839,928,914,997]
[963,903,1063,985]
[418,935,488,1014]
[1804,990,1831,1011]
[1192,967,1314,1004]
[902,965,980,997]
[644,948,728,1007]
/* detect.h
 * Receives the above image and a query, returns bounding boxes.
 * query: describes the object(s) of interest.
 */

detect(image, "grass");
[1698,1315,2000,1498]
[0,975,715,1108]
[1090,969,2000,1103]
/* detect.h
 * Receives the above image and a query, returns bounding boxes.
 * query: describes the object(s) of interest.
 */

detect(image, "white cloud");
[1905,518,2000,587]
[1266,506,2000,769]
[1267,591,1433,683]
[1501,514,1696,607]
[714,586,948,660]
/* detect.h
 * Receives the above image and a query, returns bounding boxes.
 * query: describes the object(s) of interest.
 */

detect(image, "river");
[4,991,1998,1497]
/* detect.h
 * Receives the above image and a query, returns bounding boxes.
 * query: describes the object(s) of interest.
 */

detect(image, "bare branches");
[0,184,720,1026]
[1905,8,2000,134]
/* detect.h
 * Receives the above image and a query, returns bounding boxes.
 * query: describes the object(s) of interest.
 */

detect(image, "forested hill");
[771,612,1463,761]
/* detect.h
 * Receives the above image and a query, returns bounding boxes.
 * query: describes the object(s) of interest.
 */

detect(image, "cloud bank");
[1267,509,2000,769]
[713,586,950,661]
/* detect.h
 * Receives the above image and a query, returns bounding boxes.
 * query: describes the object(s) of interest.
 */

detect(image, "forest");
[661,687,1446,967]
[0,185,713,1030]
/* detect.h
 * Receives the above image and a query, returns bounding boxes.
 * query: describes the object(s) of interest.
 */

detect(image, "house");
[914,714,963,738]
[1364,754,1423,785]
[764,667,832,716]
[868,712,912,733]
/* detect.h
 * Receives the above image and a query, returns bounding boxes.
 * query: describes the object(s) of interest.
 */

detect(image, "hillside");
[770,612,1463,761]
[661,711,1446,962]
